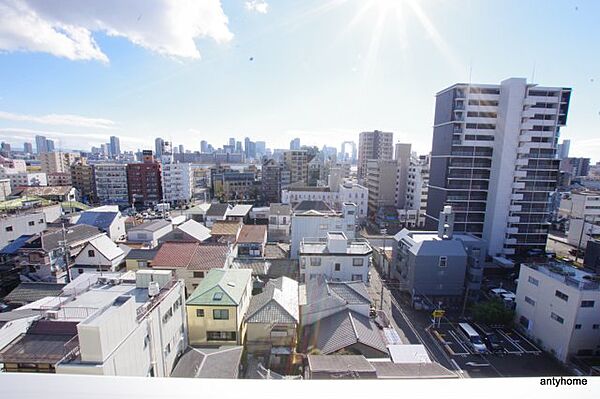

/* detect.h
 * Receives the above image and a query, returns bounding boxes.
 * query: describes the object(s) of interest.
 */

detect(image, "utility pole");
[379,228,387,311]
[60,223,71,283]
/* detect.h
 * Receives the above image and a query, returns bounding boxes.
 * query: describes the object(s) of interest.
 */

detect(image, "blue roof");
[0,235,33,255]
[76,211,118,231]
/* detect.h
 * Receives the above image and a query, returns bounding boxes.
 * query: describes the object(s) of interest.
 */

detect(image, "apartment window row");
[528,276,539,286]
[162,307,173,324]
[555,290,569,302]
[524,296,535,306]
[574,324,600,330]
[550,312,564,324]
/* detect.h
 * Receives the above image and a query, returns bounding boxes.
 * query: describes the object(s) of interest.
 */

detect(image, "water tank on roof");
[148,281,160,297]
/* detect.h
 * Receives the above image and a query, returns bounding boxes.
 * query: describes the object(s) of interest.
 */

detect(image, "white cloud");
[0,127,146,146]
[245,1,269,14]
[0,0,233,62]
[0,111,116,129]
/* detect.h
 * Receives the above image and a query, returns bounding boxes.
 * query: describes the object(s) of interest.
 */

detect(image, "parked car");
[473,323,504,354]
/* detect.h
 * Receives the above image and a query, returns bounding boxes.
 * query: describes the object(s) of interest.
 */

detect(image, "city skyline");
[0,1,599,160]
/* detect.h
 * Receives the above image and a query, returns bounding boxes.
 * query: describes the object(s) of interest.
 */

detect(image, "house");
[151,242,230,296]
[186,269,253,346]
[244,277,299,367]
[268,203,291,242]
[299,231,372,283]
[226,204,252,223]
[0,204,62,250]
[124,248,158,271]
[0,270,187,376]
[158,219,211,244]
[11,185,79,203]
[290,201,357,258]
[17,224,103,283]
[204,203,231,228]
[171,346,243,379]
[126,219,172,247]
[74,205,126,241]
[186,203,211,224]
[210,220,242,243]
[72,234,128,275]
[236,225,267,257]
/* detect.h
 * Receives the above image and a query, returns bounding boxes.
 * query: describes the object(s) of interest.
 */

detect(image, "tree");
[470,300,514,326]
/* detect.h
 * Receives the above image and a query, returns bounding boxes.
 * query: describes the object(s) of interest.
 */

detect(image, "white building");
[92,164,129,205]
[282,182,368,219]
[290,201,357,259]
[299,232,372,283]
[560,190,600,249]
[74,205,126,242]
[404,154,430,228]
[1,171,48,190]
[127,220,172,248]
[0,204,61,249]
[515,262,600,361]
[0,178,10,201]
[268,203,292,242]
[73,234,127,275]
[162,162,193,205]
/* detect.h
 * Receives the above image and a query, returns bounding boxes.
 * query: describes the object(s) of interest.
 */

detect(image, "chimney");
[437,206,454,240]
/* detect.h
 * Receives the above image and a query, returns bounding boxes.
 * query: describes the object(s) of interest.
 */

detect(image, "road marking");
[496,329,526,354]
[509,329,542,354]
[448,330,471,355]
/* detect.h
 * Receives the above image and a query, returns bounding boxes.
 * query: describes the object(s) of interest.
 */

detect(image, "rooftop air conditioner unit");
[97,277,109,285]
[148,281,160,297]
[45,310,60,320]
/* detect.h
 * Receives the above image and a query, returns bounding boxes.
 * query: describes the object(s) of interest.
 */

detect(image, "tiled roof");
[153,242,228,271]
[236,225,267,244]
[263,243,289,259]
[188,244,229,271]
[34,224,103,252]
[12,185,73,197]
[307,355,376,373]
[269,203,291,216]
[246,277,299,324]
[210,220,241,236]
[206,203,230,217]
[171,346,243,379]
[125,248,158,261]
[300,310,387,355]
[4,282,66,305]
[230,259,270,275]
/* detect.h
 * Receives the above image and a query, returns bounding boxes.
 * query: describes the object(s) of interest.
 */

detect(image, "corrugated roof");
[307,355,375,373]
[75,211,118,231]
[206,203,230,217]
[176,220,211,242]
[125,248,158,261]
[236,225,267,244]
[128,219,170,232]
[171,346,242,378]
[227,204,252,217]
[85,234,124,261]
[4,282,65,305]
[0,234,33,255]
[12,186,73,197]
[211,220,241,236]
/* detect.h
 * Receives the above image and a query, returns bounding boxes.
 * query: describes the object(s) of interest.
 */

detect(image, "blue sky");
[0,0,598,160]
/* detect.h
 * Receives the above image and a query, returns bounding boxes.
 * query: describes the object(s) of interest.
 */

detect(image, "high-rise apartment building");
[405,154,430,228]
[109,136,121,157]
[200,140,208,153]
[93,164,129,204]
[283,150,310,185]
[394,143,412,209]
[71,160,95,203]
[357,130,393,181]
[261,159,291,204]
[426,78,571,256]
[162,162,193,205]
[290,138,301,150]
[365,159,398,216]
[39,151,79,175]
[127,151,163,207]
[155,137,164,158]
[35,135,48,154]
[23,142,33,154]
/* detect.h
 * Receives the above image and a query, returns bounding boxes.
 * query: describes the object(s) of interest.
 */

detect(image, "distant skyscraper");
[235,141,243,153]
[35,135,48,154]
[178,144,184,154]
[46,139,55,152]
[244,137,256,159]
[1,142,11,154]
[155,137,164,158]
[426,78,571,257]
[557,139,570,160]
[341,141,357,163]
[23,142,33,154]
[255,141,266,158]
[110,136,121,157]
[229,138,235,147]
[200,140,208,153]
[358,130,393,181]
[290,138,301,150]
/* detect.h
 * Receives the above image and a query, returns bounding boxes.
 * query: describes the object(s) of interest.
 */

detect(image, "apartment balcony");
[509,205,522,212]
[508,216,520,223]
[511,193,524,201]
[512,182,525,189]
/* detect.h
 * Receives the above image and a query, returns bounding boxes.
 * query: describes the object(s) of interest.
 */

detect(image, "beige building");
[40,152,79,175]
[71,161,95,203]
[366,159,398,216]
[358,130,393,181]
[283,150,310,185]
[185,269,252,346]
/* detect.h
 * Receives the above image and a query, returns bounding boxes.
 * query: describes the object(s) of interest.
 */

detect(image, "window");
[351,274,363,281]
[78,268,84,274]
[28,221,35,226]
[439,256,447,268]
[196,309,204,317]
[581,300,595,308]
[39,219,44,223]
[310,257,321,266]
[575,324,582,330]
[193,271,204,278]
[5,226,13,232]
[213,309,229,320]
[593,324,600,330]
[524,296,535,306]
[550,312,564,324]
[319,224,328,230]
[143,334,150,349]
[213,292,223,301]
[334,263,341,271]
[353,258,364,266]
[207,331,236,341]
[164,343,171,356]
[88,250,95,257]
[528,276,539,286]
[555,290,569,302]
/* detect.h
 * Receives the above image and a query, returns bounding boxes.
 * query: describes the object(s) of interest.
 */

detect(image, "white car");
[489,288,508,299]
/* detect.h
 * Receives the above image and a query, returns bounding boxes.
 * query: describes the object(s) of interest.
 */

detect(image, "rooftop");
[210,220,242,236]
[174,219,211,242]
[524,262,600,291]
[152,242,228,271]
[4,282,66,305]
[12,186,74,197]
[299,237,372,255]
[236,225,267,244]
[171,346,243,379]
[293,200,335,213]
[128,219,170,232]
[269,203,291,216]
[186,269,252,306]
[245,277,299,324]
[75,211,119,232]
[206,203,230,217]
[227,204,252,217]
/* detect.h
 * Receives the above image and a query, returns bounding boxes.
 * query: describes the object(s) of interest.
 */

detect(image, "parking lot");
[432,322,541,357]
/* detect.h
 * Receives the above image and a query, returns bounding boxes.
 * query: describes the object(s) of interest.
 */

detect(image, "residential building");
[126,220,172,247]
[158,219,211,244]
[282,182,368,220]
[268,203,292,242]
[290,138,301,150]
[204,203,231,227]
[70,161,95,203]
[261,159,290,204]
[39,152,79,175]
[559,190,600,249]
[394,143,411,209]
[299,232,372,283]
[35,135,48,154]
[151,242,229,295]
[75,205,126,241]
[515,262,600,362]
[23,142,33,154]
[127,152,163,207]
[391,207,486,307]
[92,164,129,205]
[0,207,58,250]
[0,270,186,376]
[209,220,242,243]
[236,225,267,257]
[124,248,158,271]
[12,185,79,203]
[358,130,393,181]
[72,234,127,275]
[426,78,571,256]
[162,162,193,205]
[366,159,398,217]
[109,136,121,157]
[171,346,243,379]
[211,169,257,202]
[3,171,48,189]
[561,157,590,178]
[46,172,72,187]
[283,150,310,185]
[185,268,253,345]
[290,201,357,258]
[405,154,430,228]
[244,277,299,365]
[226,204,252,223]
[0,178,10,201]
